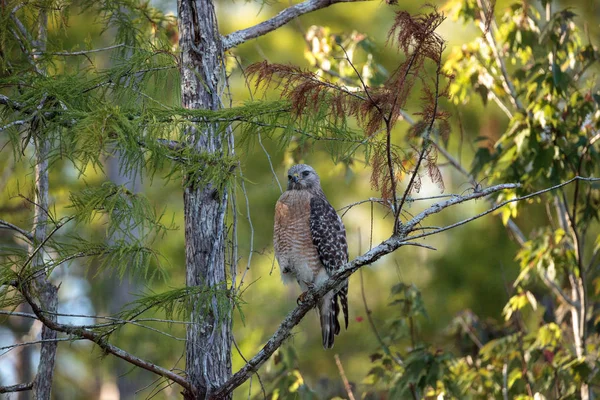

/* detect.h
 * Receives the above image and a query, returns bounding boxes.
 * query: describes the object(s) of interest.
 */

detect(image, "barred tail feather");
[319,281,349,349]
[319,293,339,349]
[338,280,349,329]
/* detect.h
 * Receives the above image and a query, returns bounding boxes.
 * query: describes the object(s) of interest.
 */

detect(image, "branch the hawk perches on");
[273,164,349,348]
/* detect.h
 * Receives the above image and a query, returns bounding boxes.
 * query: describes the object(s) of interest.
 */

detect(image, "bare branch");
[334,354,356,400]
[359,269,403,366]
[32,43,127,56]
[222,0,374,50]
[213,177,600,397]
[1,337,84,356]
[405,177,600,241]
[476,0,524,111]
[0,119,29,132]
[0,382,34,394]
[0,94,23,110]
[432,141,527,246]
[18,285,193,393]
[21,216,74,272]
[0,310,38,319]
[236,167,255,293]
[0,219,33,242]
[396,55,444,228]
[210,182,518,398]
[540,270,577,308]
[339,197,391,217]
[258,132,282,194]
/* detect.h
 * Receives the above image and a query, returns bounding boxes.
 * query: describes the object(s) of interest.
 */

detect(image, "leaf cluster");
[245,7,452,201]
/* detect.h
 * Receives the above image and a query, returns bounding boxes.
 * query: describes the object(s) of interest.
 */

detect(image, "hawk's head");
[286,164,321,191]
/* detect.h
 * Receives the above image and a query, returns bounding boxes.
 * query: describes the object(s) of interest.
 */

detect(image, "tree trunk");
[31,9,59,400]
[178,0,232,398]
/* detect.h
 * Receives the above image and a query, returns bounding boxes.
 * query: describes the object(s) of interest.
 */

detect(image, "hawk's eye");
[288,175,293,180]
[302,171,310,177]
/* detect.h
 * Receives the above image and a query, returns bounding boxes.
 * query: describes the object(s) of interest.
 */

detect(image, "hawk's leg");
[296,281,314,305]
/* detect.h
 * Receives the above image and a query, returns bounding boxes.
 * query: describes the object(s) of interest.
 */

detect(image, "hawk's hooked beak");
[291,173,299,183]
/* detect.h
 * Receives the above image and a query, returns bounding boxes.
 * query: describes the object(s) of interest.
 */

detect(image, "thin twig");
[233,337,267,400]
[0,119,29,132]
[258,132,282,193]
[20,216,74,272]
[236,166,256,293]
[540,270,576,308]
[476,0,524,111]
[432,141,527,246]
[396,55,443,227]
[359,269,403,366]
[334,354,356,400]
[32,43,127,56]
[405,178,599,242]
[0,337,84,356]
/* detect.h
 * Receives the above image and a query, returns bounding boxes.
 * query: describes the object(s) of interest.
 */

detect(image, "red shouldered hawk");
[273,164,349,349]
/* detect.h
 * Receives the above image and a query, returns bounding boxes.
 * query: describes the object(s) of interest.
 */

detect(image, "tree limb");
[212,177,600,398]
[18,284,194,394]
[210,182,518,398]
[0,219,33,242]
[0,382,34,394]
[222,0,373,50]
[432,141,527,246]
[0,94,23,110]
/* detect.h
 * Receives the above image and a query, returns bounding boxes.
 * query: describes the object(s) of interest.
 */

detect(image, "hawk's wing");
[309,195,349,334]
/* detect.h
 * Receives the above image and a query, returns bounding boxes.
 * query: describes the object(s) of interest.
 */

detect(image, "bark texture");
[31,10,59,399]
[30,130,59,400]
[178,0,232,398]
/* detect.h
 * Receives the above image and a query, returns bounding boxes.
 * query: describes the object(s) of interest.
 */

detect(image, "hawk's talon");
[297,291,308,305]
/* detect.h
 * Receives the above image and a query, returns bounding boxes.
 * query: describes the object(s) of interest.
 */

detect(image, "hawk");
[273,164,349,348]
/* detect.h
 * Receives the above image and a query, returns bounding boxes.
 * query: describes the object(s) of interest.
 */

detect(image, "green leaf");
[508,368,522,389]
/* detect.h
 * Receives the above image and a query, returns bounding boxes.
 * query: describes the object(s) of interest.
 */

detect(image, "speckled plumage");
[273,164,349,349]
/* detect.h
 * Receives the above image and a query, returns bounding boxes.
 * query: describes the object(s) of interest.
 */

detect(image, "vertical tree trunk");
[31,9,59,400]
[178,0,232,398]
[30,127,59,400]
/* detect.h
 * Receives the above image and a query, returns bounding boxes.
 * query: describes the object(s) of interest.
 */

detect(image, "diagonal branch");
[210,182,518,398]
[0,219,33,242]
[404,177,600,242]
[0,94,23,110]
[17,284,194,394]
[222,0,373,50]
[475,0,524,112]
[431,141,527,246]
[213,177,600,398]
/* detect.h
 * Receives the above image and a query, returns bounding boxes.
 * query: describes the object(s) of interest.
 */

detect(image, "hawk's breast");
[274,190,323,287]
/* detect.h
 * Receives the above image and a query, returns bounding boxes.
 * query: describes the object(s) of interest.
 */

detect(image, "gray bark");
[30,9,59,400]
[178,0,232,398]
[30,132,58,400]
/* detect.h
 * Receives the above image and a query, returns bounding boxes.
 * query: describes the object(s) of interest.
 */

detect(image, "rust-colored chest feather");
[273,190,322,284]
